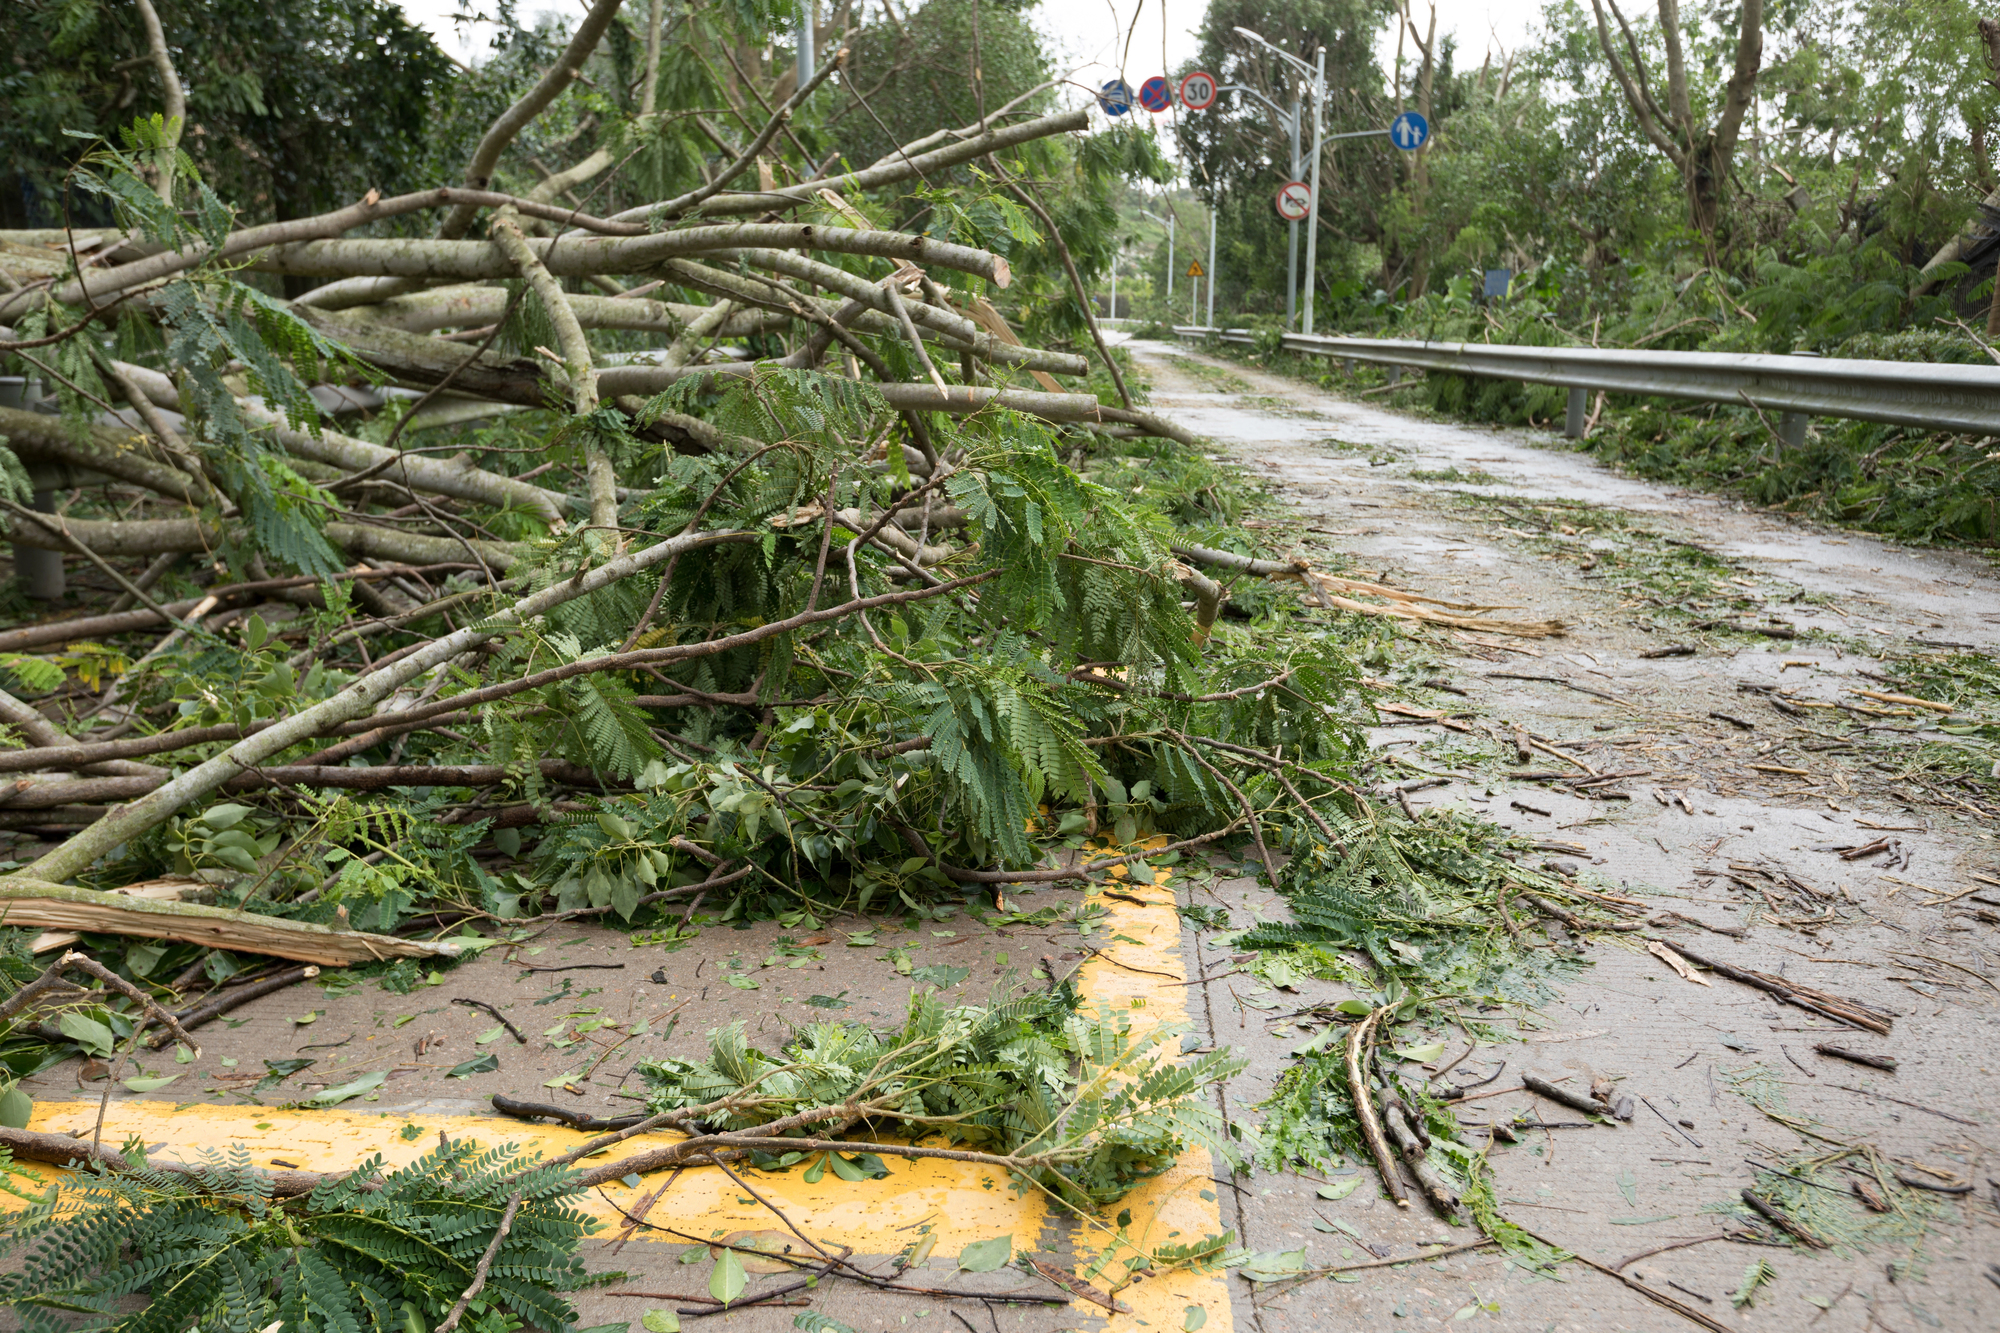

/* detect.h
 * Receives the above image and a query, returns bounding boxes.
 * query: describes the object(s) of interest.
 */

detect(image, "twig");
[452,997,526,1044]
[146,965,319,1049]
[1829,1083,1975,1125]
[435,1193,524,1333]
[1508,1220,1732,1333]
[1740,1189,1827,1247]
[1347,1006,1407,1208]
[1612,1232,1736,1272]
[993,164,1133,411]
[60,951,200,1055]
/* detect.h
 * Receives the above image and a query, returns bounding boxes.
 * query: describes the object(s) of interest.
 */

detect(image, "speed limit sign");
[1275,180,1311,221]
[1179,70,1218,110]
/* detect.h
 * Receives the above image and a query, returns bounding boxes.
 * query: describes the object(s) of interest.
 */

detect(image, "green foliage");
[1,0,456,231]
[639,984,1245,1208]
[0,1140,598,1333]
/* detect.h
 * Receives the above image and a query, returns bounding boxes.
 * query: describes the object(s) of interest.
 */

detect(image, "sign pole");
[1286,96,1300,331]
[1302,45,1325,336]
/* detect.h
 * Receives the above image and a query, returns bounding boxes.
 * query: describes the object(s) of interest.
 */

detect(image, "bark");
[294,305,553,406]
[488,208,616,530]
[1,189,634,322]
[597,108,1090,224]
[671,254,1084,375]
[0,686,161,778]
[0,760,615,809]
[663,47,849,218]
[132,0,186,204]
[0,879,464,965]
[440,0,632,239]
[241,401,571,522]
[1590,0,1763,249]
[253,224,1011,288]
[592,368,1106,425]
[2,514,527,569]
[0,405,207,506]
[350,284,784,339]
[10,527,760,884]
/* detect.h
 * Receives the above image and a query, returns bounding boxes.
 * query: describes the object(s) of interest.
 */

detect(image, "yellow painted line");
[19,844,1232,1333]
[17,1099,1044,1253]
[1074,849,1235,1333]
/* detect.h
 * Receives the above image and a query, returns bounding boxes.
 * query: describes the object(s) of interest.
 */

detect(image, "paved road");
[19,340,1998,1333]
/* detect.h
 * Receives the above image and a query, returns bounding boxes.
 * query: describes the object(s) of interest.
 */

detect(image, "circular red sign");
[1179,71,1219,111]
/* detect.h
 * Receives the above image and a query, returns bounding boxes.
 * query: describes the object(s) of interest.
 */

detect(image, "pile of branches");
[0,0,1366,1009]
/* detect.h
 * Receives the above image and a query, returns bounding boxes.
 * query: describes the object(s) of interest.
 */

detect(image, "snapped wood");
[0,878,466,965]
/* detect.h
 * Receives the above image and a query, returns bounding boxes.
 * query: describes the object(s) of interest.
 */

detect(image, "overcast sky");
[397,0,1553,86]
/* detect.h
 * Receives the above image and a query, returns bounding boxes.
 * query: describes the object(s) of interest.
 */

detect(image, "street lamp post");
[1287,94,1300,330]
[1233,28,1327,334]
[1206,200,1216,327]
[1140,205,1176,318]
[1218,83,1302,328]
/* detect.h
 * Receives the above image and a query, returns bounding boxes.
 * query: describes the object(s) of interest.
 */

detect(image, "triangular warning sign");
[1185,259,1205,278]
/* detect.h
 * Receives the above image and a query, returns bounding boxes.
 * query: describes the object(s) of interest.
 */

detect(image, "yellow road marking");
[18,844,1232,1333]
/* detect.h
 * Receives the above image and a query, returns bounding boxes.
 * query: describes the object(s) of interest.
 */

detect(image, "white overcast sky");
[397,0,1552,86]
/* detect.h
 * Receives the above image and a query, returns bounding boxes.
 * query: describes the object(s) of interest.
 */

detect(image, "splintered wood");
[1295,570,1567,638]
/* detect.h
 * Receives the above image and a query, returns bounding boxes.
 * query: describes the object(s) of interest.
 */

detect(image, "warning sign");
[1185,258,1205,278]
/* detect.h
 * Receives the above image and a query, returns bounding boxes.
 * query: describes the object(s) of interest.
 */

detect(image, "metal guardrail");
[1170,325,2000,440]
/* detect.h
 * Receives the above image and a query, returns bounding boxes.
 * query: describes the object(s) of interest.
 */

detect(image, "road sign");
[1178,70,1218,110]
[1185,258,1205,278]
[1138,76,1172,112]
[1274,180,1312,222]
[1098,78,1135,116]
[1390,110,1430,151]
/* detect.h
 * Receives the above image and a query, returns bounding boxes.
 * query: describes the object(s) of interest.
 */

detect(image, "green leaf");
[476,1025,507,1045]
[957,1235,1011,1272]
[310,1070,388,1106]
[725,975,760,990]
[199,803,256,830]
[123,1073,183,1093]
[0,1084,32,1129]
[448,1054,500,1078]
[827,1152,867,1182]
[58,1013,116,1057]
[794,1315,856,1333]
[709,1249,746,1305]
[642,1312,681,1333]
[1316,1178,1361,1201]
[805,992,849,1009]
[1183,1307,1208,1332]
[1237,1249,1307,1283]
[803,1153,826,1183]
[1388,1042,1446,1063]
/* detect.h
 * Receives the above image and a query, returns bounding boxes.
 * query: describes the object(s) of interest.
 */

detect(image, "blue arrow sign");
[1098,79,1135,116]
[1390,110,1429,151]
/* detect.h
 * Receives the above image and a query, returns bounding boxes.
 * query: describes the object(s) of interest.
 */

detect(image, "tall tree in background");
[1588,0,1763,254]
[0,0,457,231]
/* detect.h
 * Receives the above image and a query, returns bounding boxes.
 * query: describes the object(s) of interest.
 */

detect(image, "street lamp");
[1219,83,1302,329]
[1233,27,1326,335]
